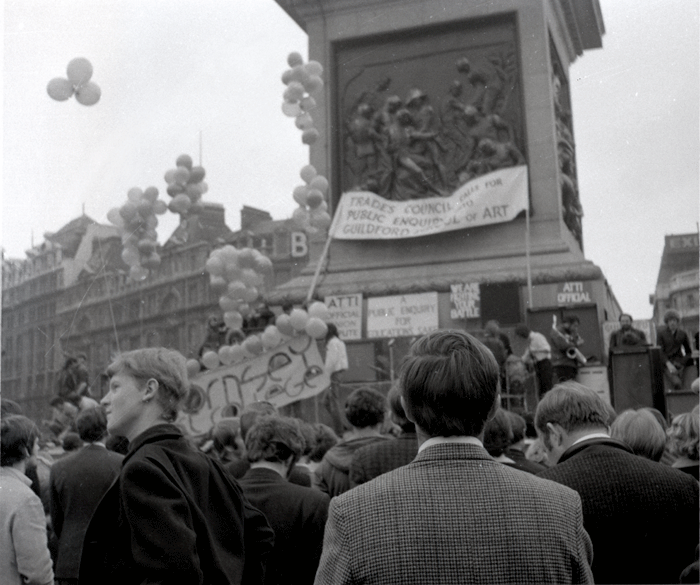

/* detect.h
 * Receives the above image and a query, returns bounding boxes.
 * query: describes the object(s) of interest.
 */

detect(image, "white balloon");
[75,82,101,106]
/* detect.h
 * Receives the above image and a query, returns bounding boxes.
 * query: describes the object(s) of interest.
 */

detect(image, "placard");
[325,293,363,340]
[556,281,594,305]
[450,282,481,319]
[367,293,439,338]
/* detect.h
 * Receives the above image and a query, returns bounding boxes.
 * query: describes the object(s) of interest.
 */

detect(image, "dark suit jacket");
[80,424,274,585]
[315,442,593,584]
[238,467,329,585]
[657,327,693,366]
[504,447,546,475]
[608,327,647,349]
[539,437,699,585]
[49,443,123,579]
[349,432,419,486]
[227,458,311,487]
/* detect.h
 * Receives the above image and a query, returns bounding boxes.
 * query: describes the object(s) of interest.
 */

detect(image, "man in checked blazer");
[314,330,594,585]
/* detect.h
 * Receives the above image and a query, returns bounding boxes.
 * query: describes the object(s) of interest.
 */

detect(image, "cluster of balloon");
[189,301,331,374]
[291,164,332,234]
[281,52,324,146]
[204,245,273,334]
[107,187,168,281]
[164,154,208,217]
[47,57,101,106]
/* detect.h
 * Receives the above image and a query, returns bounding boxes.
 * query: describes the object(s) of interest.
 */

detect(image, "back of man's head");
[400,330,499,438]
[76,407,108,443]
[245,416,304,464]
[240,402,278,441]
[483,408,513,456]
[388,385,415,433]
[535,381,610,436]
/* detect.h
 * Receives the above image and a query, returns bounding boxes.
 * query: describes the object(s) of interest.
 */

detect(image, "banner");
[450,283,481,319]
[331,165,528,240]
[179,335,329,435]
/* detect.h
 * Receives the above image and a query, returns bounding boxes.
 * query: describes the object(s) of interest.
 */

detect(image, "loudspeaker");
[610,347,665,415]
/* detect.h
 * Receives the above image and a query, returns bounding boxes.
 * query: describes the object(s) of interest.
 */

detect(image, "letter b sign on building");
[291,232,308,258]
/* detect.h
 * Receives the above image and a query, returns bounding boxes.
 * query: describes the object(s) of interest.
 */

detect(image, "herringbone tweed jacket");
[538,438,700,585]
[314,442,593,585]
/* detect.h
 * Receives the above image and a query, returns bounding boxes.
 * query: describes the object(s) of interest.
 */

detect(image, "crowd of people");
[1,325,698,585]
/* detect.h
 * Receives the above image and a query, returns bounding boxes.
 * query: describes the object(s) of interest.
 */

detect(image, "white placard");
[367,292,439,339]
[324,293,363,340]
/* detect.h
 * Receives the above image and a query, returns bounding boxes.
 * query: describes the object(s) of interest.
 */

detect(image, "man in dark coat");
[49,408,123,585]
[536,381,699,585]
[238,416,329,585]
[657,309,694,389]
[350,385,418,486]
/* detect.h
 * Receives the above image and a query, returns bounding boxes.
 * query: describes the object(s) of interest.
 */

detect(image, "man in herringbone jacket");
[536,381,699,585]
[314,330,594,585]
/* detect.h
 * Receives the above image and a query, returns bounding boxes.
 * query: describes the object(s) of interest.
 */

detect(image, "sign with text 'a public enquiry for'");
[366,293,439,339]
[325,293,363,340]
[331,166,528,240]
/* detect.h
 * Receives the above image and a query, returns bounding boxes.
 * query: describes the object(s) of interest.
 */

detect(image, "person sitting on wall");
[550,315,587,383]
[609,313,647,351]
[657,309,694,390]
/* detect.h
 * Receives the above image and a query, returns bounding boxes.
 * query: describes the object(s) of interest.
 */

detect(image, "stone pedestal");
[271,0,605,304]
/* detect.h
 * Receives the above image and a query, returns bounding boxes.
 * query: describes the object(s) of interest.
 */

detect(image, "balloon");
[171,193,192,214]
[75,82,101,106]
[164,169,176,184]
[186,358,201,377]
[176,154,193,170]
[295,113,314,130]
[292,206,310,228]
[305,317,328,339]
[288,65,305,83]
[219,296,240,313]
[243,335,264,356]
[129,265,149,281]
[223,311,244,330]
[121,246,140,266]
[286,81,305,101]
[153,200,168,215]
[226,344,243,364]
[137,238,156,254]
[256,256,273,273]
[242,286,259,303]
[287,52,304,67]
[305,60,323,76]
[300,96,317,111]
[281,69,294,85]
[308,301,330,321]
[185,183,202,199]
[304,75,323,94]
[218,345,235,366]
[300,165,317,183]
[202,351,220,370]
[310,210,332,229]
[209,275,228,294]
[205,255,225,276]
[237,302,251,317]
[292,185,308,206]
[189,166,206,183]
[302,128,320,145]
[306,189,324,209]
[219,245,239,264]
[282,101,301,117]
[309,175,329,194]
[240,268,262,287]
[166,183,184,197]
[200,181,209,194]
[47,77,74,101]
[224,264,242,283]
[261,325,282,350]
[127,187,143,202]
[143,186,159,203]
[107,208,123,226]
[136,199,153,216]
[66,57,93,86]
[174,166,190,185]
[119,202,138,221]
[227,280,247,299]
[289,308,309,331]
[276,314,295,337]
[142,252,161,269]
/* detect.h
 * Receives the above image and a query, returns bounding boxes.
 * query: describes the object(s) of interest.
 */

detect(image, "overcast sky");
[2,0,698,320]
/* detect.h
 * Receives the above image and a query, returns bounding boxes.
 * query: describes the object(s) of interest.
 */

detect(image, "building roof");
[655,233,699,287]
[44,214,98,258]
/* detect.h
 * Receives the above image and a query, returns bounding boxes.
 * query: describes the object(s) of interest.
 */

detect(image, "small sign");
[450,282,481,319]
[556,281,593,305]
[325,293,363,340]
[367,293,439,339]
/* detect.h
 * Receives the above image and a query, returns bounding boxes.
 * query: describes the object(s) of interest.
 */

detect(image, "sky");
[2,0,698,321]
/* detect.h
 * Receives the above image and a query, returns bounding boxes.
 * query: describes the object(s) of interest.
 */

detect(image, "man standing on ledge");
[315,330,593,585]
[515,323,554,399]
[657,309,694,389]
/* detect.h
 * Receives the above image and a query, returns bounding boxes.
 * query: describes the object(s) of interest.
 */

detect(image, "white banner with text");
[331,166,528,240]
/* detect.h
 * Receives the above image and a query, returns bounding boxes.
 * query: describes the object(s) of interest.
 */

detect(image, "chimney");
[240,206,272,231]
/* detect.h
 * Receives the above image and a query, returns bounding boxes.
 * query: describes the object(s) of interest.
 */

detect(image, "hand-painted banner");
[331,165,528,240]
[179,334,329,435]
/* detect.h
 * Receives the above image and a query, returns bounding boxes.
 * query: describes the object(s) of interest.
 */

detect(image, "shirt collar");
[418,435,483,453]
[571,432,610,446]
[0,466,32,486]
